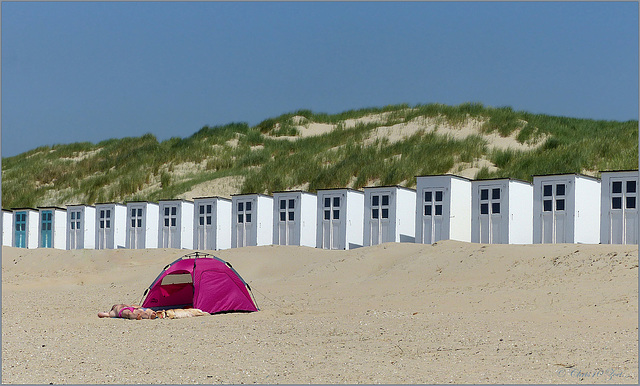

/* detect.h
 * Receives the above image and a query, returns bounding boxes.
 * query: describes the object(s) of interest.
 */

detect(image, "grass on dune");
[2,103,637,208]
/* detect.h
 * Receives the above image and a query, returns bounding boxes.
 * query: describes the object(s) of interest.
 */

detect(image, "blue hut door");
[14,212,26,248]
[41,210,53,248]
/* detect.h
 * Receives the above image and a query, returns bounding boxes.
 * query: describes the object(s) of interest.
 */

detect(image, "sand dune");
[1,241,637,384]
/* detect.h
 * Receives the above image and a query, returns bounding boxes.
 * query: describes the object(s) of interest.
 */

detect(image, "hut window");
[480,203,489,215]
[492,203,500,214]
[333,209,340,220]
[425,206,432,216]
[372,195,379,206]
[280,200,286,210]
[238,202,244,212]
[238,214,244,223]
[425,191,432,202]
[626,197,636,209]
[627,181,637,194]
[435,205,443,216]
[612,197,622,209]
[288,211,294,221]
[245,213,252,223]
[480,189,488,200]
[206,205,212,214]
[435,191,443,202]
[556,184,565,196]
[382,195,389,206]
[289,199,295,209]
[492,188,500,200]
[280,212,286,221]
[324,198,331,208]
[612,181,623,194]
[556,200,565,211]
[324,210,330,220]
[372,209,379,219]
[382,208,389,219]
[333,197,340,207]
[543,200,552,212]
[206,216,211,225]
[245,202,252,211]
[543,185,552,197]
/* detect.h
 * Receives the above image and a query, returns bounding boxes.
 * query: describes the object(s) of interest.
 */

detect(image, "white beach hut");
[231,194,273,248]
[415,175,472,244]
[600,170,638,244]
[37,207,67,249]
[66,204,96,250]
[193,197,232,250]
[471,179,533,244]
[158,200,194,249]
[2,209,14,247]
[533,174,601,244]
[3,209,14,247]
[12,208,39,249]
[272,191,317,247]
[126,201,159,249]
[363,186,416,246]
[316,188,365,250]
[95,203,127,249]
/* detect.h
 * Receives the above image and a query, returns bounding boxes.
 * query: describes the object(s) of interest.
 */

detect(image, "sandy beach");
[1,241,637,384]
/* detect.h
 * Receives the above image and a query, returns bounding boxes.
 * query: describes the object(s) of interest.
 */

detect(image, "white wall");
[256,195,274,246]
[345,190,364,249]
[573,176,601,244]
[3,211,13,247]
[396,187,417,243]
[508,181,534,244]
[216,199,232,250]
[449,177,472,242]
[300,192,318,247]
[52,209,68,249]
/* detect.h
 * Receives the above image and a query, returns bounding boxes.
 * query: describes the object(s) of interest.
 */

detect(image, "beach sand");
[1,241,637,384]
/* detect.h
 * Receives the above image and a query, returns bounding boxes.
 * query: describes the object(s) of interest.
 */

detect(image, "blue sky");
[1,1,638,158]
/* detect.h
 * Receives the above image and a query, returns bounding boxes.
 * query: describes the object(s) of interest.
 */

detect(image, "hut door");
[162,205,180,248]
[40,210,52,248]
[98,208,113,249]
[196,203,215,249]
[278,198,297,245]
[609,179,638,244]
[422,189,444,244]
[14,212,26,248]
[478,187,503,244]
[370,193,391,245]
[322,195,343,249]
[69,209,83,249]
[236,200,253,247]
[541,183,567,243]
[129,207,144,249]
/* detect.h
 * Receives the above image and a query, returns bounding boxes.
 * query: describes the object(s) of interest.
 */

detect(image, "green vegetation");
[2,103,637,208]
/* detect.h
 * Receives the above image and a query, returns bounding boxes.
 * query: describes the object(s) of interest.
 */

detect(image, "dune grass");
[2,103,637,208]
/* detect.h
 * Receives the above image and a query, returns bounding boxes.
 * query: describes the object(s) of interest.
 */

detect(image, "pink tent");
[141,252,258,314]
